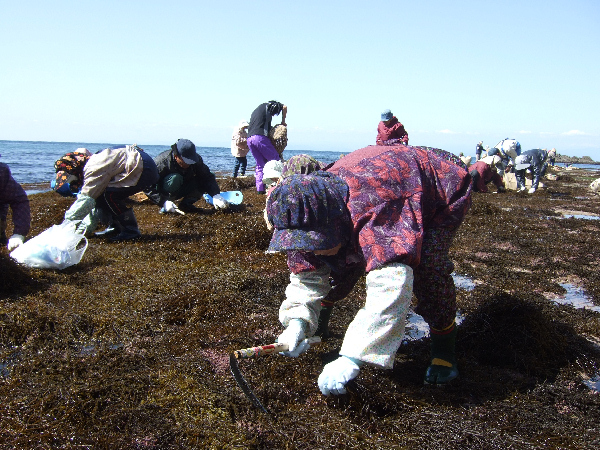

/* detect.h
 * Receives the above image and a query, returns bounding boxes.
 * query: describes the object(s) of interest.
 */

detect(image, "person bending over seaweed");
[264,144,472,395]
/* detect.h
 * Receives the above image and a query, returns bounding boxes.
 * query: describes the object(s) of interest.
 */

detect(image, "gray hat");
[175,139,199,164]
[381,109,393,121]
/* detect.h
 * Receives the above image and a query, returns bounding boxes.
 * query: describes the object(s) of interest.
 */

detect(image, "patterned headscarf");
[53,149,91,194]
[281,154,324,178]
[266,172,352,253]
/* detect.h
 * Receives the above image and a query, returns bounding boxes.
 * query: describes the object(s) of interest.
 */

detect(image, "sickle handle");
[233,336,321,359]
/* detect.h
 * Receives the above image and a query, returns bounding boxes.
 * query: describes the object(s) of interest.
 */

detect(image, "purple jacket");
[0,163,31,236]
[288,145,472,274]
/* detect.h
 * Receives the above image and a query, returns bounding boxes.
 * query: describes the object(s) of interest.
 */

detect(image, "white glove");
[318,356,362,396]
[160,200,185,215]
[7,234,25,251]
[276,319,310,357]
[528,188,536,194]
[212,194,230,210]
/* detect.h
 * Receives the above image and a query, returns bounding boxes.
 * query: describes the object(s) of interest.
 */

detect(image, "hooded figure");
[265,144,472,395]
[231,120,249,177]
[376,109,409,146]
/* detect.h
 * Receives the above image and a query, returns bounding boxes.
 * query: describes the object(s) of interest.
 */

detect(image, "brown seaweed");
[1,167,599,448]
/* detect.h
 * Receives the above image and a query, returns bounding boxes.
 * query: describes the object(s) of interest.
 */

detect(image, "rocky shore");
[1,166,599,448]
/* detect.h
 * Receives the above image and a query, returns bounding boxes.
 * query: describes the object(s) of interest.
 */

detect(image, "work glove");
[7,234,25,251]
[160,200,185,215]
[212,194,230,210]
[528,187,536,194]
[318,356,362,396]
[277,319,310,357]
[497,186,506,193]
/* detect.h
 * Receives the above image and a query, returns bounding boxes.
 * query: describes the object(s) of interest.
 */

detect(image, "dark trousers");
[233,156,247,177]
[96,150,159,216]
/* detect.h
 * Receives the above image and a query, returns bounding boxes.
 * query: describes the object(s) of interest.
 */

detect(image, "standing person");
[469,156,506,193]
[231,120,249,178]
[475,141,484,161]
[145,139,228,214]
[376,109,409,146]
[56,145,159,241]
[514,148,554,193]
[0,162,30,251]
[247,100,287,194]
[265,144,472,395]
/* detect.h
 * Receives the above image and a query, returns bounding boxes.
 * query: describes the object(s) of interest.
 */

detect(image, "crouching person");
[145,139,228,213]
[265,144,472,395]
[56,145,159,241]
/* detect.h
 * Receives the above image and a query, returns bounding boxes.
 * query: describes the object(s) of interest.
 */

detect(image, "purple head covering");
[266,172,352,253]
[281,154,324,178]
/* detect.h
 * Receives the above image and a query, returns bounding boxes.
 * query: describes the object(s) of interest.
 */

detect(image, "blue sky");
[1,1,599,159]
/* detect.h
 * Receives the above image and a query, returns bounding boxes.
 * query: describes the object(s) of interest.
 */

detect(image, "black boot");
[315,305,333,339]
[108,209,141,242]
[424,322,459,385]
[95,216,121,238]
[179,198,202,213]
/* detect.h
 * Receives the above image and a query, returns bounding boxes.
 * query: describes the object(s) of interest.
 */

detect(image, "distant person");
[247,101,287,194]
[376,109,408,146]
[469,156,506,193]
[475,141,484,161]
[145,139,229,214]
[0,162,30,251]
[231,120,249,178]
[55,145,159,241]
[513,148,555,193]
[548,148,557,166]
[265,144,472,395]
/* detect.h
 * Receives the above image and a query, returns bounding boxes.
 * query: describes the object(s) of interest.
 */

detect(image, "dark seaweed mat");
[1,170,599,449]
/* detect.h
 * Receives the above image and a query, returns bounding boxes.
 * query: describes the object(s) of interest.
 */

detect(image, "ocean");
[0,140,350,192]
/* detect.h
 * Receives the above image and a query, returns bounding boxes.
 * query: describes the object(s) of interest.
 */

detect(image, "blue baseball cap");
[381,109,393,121]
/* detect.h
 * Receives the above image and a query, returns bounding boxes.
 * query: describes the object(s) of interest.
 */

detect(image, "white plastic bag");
[10,221,88,269]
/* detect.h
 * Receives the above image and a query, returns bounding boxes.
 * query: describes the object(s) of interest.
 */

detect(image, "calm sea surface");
[0,140,350,188]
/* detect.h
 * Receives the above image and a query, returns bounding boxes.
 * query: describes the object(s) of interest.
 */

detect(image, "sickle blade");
[229,353,270,415]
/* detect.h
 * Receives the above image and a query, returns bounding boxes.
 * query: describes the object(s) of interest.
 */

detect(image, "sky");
[1,1,599,159]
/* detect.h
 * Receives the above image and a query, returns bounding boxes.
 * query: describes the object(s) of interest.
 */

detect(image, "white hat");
[262,159,283,186]
[481,155,501,166]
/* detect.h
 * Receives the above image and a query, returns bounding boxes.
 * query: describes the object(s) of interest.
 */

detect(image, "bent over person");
[56,145,159,241]
[265,144,472,395]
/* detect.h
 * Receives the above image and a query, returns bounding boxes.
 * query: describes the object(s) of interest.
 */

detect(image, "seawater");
[0,140,350,186]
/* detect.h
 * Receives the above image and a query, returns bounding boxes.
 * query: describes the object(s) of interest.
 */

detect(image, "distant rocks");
[555,154,599,164]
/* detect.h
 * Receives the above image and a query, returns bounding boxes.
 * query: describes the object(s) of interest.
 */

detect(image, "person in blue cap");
[144,139,228,213]
[376,109,409,146]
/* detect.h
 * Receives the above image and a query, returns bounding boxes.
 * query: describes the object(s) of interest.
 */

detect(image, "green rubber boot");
[315,305,333,340]
[424,322,459,385]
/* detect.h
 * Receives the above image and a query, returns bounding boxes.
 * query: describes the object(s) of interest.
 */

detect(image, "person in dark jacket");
[514,148,554,193]
[145,139,228,213]
[265,144,472,395]
[475,141,484,161]
[246,101,287,194]
[376,110,409,146]
[469,156,506,193]
[0,162,30,251]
